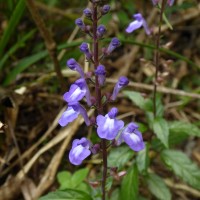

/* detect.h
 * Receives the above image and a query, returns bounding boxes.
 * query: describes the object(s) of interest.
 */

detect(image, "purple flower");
[95,65,106,86]
[126,13,151,35]
[97,25,106,38]
[152,0,159,5]
[96,107,124,140]
[58,102,90,127]
[101,5,110,15]
[121,122,145,151]
[67,58,84,78]
[167,0,174,6]
[111,76,129,100]
[105,37,120,55]
[152,0,174,6]
[80,42,92,60]
[63,78,91,106]
[69,137,91,165]
[83,8,92,18]
[75,18,85,31]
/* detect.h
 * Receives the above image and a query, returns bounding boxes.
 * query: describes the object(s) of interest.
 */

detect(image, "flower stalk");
[92,2,107,199]
[153,0,167,117]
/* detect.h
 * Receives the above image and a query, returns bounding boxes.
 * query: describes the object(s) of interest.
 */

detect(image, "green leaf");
[0,29,36,71]
[136,143,149,174]
[0,0,25,57]
[163,12,173,30]
[3,50,48,85]
[123,91,146,110]
[108,146,133,169]
[120,164,138,200]
[169,121,200,137]
[161,150,200,189]
[57,171,72,189]
[146,173,171,200]
[39,189,92,200]
[153,118,169,148]
[110,189,120,200]
[71,168,89,187]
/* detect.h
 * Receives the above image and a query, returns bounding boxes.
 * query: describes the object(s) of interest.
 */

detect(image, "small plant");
[39,1,200,200]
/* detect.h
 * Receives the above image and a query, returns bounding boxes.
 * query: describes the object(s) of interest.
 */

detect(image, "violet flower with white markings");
[120,122,145,151]
[96,107,124,140]
[63,78,91,105]
[69,137,91,165]
[126,13,151,35]
[111,76,129,100]
[80,42,93,60]
[67,58,84,78]
[58,102,90,127]
[95,65,106,86]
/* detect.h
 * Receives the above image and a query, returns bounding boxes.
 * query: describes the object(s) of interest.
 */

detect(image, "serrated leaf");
[39,189,92,200]
[153,118,169,148]
[120,164,138,200]
[169,121,200,137]
[108,146,133,169]
[161,150,200,189]
[146,173,171,200]
[136,143,149,174]
[57,171,72,189]
[71,168,89,187]
[123,91,146,110]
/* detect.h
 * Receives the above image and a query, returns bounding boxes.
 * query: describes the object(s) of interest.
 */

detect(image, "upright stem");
[153,0,166,117]
[92,3,107,200]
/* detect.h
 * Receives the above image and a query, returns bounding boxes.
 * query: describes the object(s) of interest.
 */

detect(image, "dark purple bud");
[105,37,120,55]
[95,65,106,85]
[83,8,92,17]
[75,18,85,30]
[97,25,106,38]
[111,76,129,100]
[66,58,84,78]
[91,144,100,154]
[101,5,110,15]
[108,107,118,119]
[118,76,129,87]
[80,42,92,60]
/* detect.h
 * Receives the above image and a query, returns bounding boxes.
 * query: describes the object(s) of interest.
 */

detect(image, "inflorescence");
[58,1,147,166]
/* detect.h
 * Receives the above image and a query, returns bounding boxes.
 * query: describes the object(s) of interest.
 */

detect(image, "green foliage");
[120,164,138,200]
[146,173,171,200]
[0,0,25,58]
[136,143,149,174]
[56,168,89,193]
[39,189,92,200]
[153,118,169,148]
[107,145,133,169]
[161,150,200,189]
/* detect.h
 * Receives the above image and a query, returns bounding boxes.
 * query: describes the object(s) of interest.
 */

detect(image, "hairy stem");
[92,2,107,200]
[153,0,167,117]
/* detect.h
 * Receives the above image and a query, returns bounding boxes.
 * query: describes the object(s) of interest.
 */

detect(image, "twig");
[165,178,200,198]
[26,0,66,91]
[106,78,200,99]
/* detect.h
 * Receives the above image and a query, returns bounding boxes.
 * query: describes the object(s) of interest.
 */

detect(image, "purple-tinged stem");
[153,0,167,117]
[92,2,107,200]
